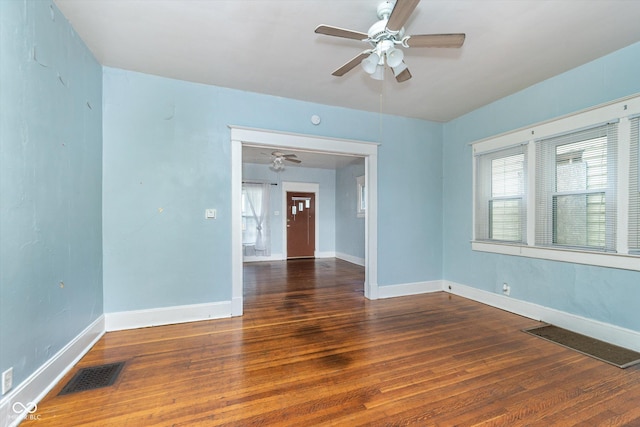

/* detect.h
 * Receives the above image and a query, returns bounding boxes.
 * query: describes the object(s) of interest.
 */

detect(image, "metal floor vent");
[58,361,125,395]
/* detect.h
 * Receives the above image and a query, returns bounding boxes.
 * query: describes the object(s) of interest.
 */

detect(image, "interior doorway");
[231,126,380,316]
[286,192,316,258]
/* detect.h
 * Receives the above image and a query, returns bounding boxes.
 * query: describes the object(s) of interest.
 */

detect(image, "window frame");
[475,146,527,244]
[471,94,640,272]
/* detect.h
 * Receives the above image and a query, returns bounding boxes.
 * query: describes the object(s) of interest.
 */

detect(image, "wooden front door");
[286,192,315,259]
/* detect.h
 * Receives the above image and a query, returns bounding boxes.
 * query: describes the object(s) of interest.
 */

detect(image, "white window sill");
[471,241,640,272]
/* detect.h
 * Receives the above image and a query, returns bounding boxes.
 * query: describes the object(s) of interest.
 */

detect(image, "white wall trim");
[377,280,444,299]
[315,251,336,259]
[471,92,640,153]
[243,253,285,262]
[335,252,365,266]
[105,301,231,332]
[471,241,640,272]
[444,280,640,353]
[0,316,105,427]
[230,126,379,303]
[372,277,640,352]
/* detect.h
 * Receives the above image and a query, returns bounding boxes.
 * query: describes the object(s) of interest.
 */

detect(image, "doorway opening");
[231,126,379,315]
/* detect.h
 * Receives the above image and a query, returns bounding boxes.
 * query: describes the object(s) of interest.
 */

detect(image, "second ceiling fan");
[269,151,301,171]
[315,0,465,83]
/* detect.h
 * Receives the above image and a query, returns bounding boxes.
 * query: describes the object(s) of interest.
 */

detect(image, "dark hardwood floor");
[22,259,640,426]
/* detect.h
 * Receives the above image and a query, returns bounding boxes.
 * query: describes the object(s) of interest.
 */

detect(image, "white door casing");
[230,126,379,315]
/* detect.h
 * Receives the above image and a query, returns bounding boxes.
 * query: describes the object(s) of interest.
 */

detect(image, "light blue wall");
[442,41,640,332]
[103,67,443,312]
[242,163,337,256]
[0,1,103,390]
[335,160,366,260]
[378,118,444,285]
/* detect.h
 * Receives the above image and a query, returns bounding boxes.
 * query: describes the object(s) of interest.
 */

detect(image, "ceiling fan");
[269,151,301,171]
[315,0,465,83]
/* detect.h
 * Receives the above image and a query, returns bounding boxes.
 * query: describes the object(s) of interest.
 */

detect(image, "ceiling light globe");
[386,48,404,68]
[361,53,380,74]
[371,64,385,81]
[272,157,284,171]
[391,61,407,76]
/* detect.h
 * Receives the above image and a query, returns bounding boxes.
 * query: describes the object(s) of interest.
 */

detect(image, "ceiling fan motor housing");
[367,3,406,69]
[367,19,405,42]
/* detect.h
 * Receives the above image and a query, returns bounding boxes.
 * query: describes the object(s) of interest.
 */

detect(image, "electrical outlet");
[2,367,13,395]
[502,283,511,296]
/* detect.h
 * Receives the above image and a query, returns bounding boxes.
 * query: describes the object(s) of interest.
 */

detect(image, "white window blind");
[475,145,526,242]
[629,117,640,253]
[535,123,618,251]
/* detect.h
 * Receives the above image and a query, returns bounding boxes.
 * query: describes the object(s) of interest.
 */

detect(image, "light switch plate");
[2,367,13,395]
[205,209,216,219]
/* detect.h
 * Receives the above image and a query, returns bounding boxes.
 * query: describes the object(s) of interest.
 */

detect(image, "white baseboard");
[444,280,640,353]
[231,297,243,317]
[243,252,359,263]
[0,315,105,427]
[243,253,284,262]
[335,252,365,266]
[378,280,444,299]
[315,251,336,258]
[105,301,232,331]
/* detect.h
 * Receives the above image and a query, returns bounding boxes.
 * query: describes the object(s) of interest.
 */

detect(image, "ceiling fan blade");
[405,33,466,48]
[386,0,420,33]
[332,51,371,76]
[394,66,412,83]
[315,25,368,41]
[285,158,302,164]
[282,154,298,158]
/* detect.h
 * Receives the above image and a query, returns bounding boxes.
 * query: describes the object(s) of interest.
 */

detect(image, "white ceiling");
[54,0,640,124]
[243,146,363,170]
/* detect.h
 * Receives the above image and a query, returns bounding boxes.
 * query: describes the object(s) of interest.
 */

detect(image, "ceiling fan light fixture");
[386,47,404,68]
[361,52,380,74]
[316,0,466,83]
[271,157,285,171]
[370,64,385,80]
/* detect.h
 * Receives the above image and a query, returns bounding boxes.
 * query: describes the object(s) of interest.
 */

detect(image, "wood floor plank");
[21,259,640,426]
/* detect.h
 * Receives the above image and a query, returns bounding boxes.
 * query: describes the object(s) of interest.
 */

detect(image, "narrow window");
[629,117,640,254]
[475,146,526,243]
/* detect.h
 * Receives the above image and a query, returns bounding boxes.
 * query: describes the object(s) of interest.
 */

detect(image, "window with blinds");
[630,117,640,253]
[475,146,526,243]
[471,95,640,270]
[535,123,618,251]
